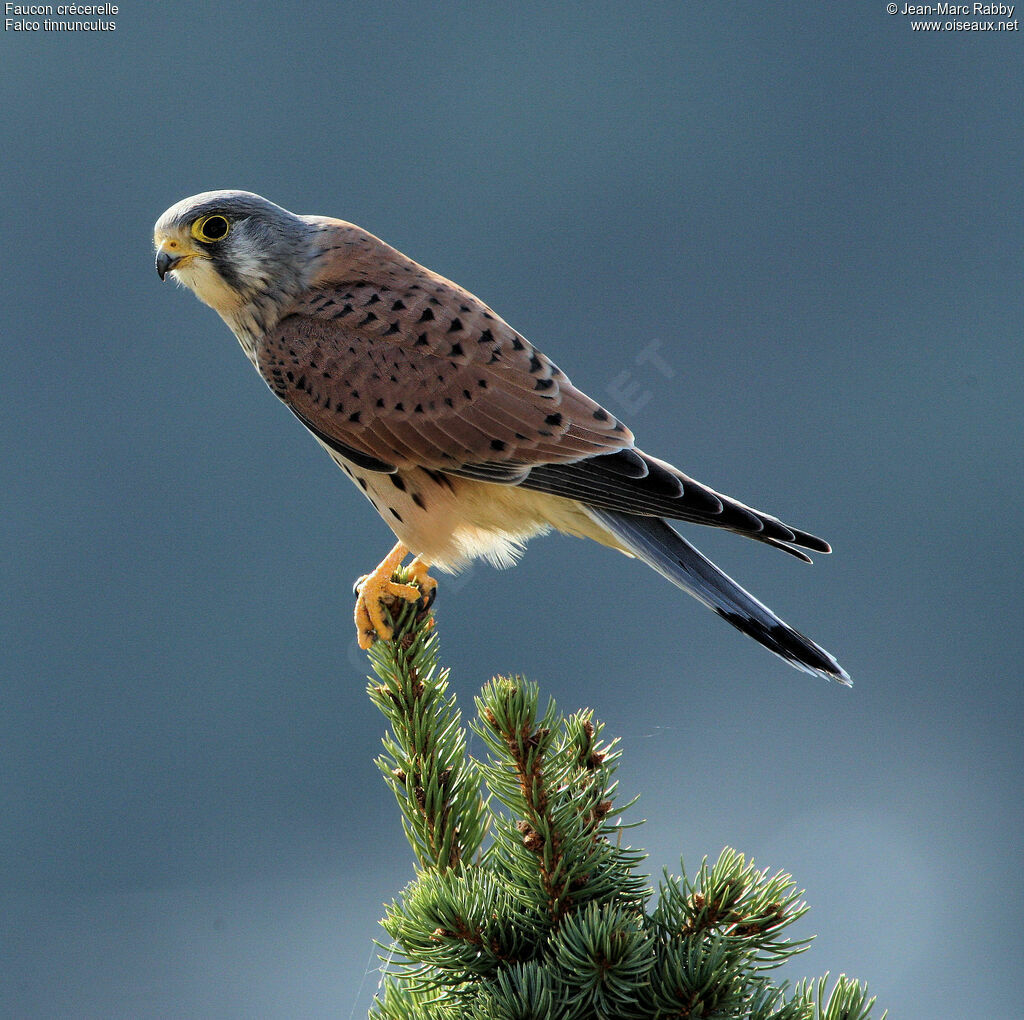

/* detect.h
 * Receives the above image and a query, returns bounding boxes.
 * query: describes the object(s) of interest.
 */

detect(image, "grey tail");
[586,508,851,685]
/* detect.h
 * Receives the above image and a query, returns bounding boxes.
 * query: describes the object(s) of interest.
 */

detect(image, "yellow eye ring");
[191,214,230,243]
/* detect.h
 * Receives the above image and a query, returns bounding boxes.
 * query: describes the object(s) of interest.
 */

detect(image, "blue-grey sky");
[3,3,1022,1016]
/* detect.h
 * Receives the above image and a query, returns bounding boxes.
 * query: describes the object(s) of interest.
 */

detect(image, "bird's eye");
[191,214,230,243]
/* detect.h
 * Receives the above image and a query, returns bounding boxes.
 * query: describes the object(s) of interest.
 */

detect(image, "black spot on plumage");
[333,304,354,319]
[286,371,294,382]
[487,352,500,364]
[449,342,464,357]
[296,375,306,390]
[358,477,368,491]
[529,353,544,374]
[535,377,555,391]
[424,468,455,491]
[390,475,407,491]
[321,370,332,379]
[395,402,405,412]
[390,507,403,522]
[412,492,426,510]
[415,333,429,346]
[444,397,454,408]
[463,389,472,399]
[448,318,463,333]
[357,312,377,327]
[491,439,507,452]
[391,299,406,310]
[384,322,401,336]
[459,304,470,313]
[478,329,494,344]
[349,411,361,423]
[593,409,609,422]
[511,336,525,351]
[321,298,336,309]
[546,412,563,426]
[419,308,435,322]
[414,404,424,414]
[477,378,488,388]
[364,293,381,306]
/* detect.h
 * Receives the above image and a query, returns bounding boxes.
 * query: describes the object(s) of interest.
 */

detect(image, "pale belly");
[321,443,622,571]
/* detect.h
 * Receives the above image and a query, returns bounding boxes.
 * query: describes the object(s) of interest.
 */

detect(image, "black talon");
[419,583,437,612]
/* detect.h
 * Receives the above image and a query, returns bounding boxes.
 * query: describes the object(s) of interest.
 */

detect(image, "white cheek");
[229,249,268,287]
[175,259,243,314]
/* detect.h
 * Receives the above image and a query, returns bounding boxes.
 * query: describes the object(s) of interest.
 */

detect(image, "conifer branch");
[366,575,487,874]
[362,580,885,1019]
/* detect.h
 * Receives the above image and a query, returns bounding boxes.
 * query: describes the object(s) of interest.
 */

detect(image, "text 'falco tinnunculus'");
[154,191,850,684]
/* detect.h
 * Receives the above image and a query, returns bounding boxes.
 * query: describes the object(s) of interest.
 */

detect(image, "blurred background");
[3,3,1021,1016]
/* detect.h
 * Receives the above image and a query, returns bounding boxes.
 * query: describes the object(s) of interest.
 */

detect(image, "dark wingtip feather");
[760,537,814,563]
[641,458,686,498]
[790,529,832,554]
[593,448,650,479]
[519,446,835,560]
[682,480,725,515]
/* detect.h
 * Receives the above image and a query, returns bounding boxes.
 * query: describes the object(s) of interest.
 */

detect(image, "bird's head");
[154,190,315,322]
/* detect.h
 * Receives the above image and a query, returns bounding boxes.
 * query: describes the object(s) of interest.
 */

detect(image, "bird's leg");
[354,542,436,649]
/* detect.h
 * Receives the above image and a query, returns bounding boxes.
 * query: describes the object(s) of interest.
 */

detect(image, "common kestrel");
[155,191,850,684]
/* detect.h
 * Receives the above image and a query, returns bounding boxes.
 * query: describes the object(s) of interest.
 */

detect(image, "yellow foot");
[354,543,437,649]
[405,555,437,605]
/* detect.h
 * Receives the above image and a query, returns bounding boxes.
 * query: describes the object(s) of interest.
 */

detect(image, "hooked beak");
[156,248,183,280]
